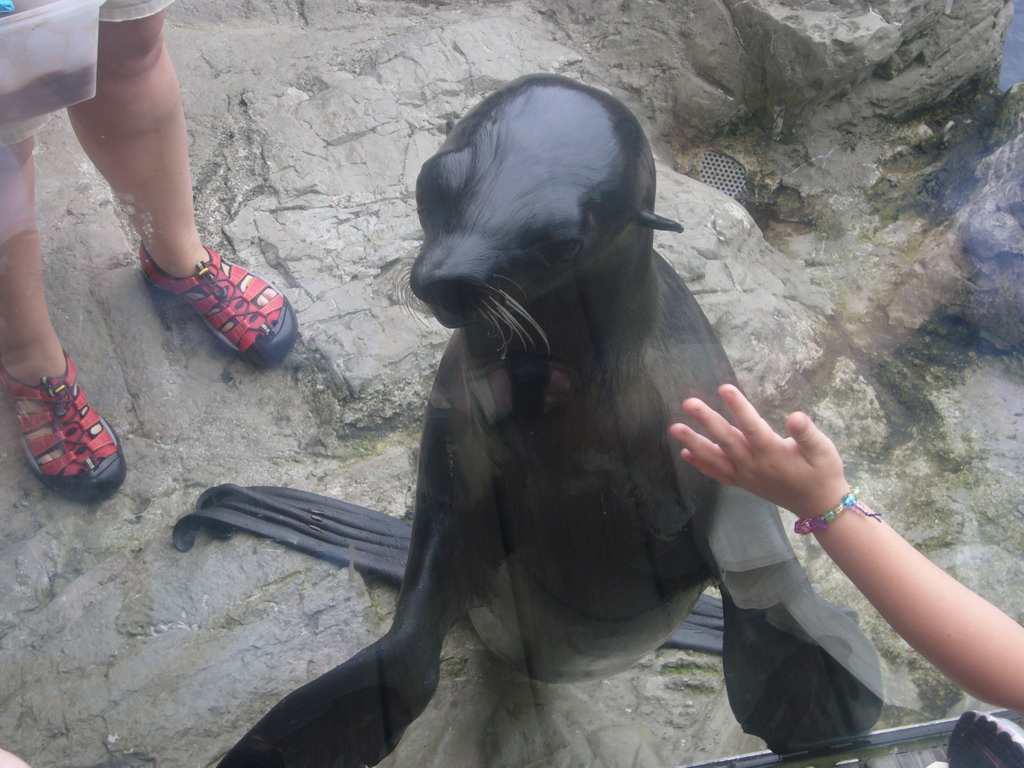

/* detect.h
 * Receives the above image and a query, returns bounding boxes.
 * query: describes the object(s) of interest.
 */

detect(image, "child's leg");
[0,138,66,382]
[0,143,126,500]
[67,12,206,277]
[67,13,298,366]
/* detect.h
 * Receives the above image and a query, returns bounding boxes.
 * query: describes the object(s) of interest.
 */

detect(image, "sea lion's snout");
[412,274,484,329]
[411,236,549,350]
[410,235,497,328]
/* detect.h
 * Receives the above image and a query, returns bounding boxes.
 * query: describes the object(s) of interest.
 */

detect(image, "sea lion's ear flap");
[638,210,684,232]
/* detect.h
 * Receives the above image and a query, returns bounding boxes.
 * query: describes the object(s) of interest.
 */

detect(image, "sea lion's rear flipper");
[174,484,729,655]
[705,487,883,753]
[661,593,724,654]
[173,484,411,584]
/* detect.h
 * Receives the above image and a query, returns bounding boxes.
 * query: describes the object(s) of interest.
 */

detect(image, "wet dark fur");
[217,75,881,768]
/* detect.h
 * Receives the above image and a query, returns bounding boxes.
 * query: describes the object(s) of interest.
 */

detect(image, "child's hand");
[668,384,850,519]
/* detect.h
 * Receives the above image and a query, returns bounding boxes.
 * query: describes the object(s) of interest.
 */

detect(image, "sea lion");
[207,74,883,767]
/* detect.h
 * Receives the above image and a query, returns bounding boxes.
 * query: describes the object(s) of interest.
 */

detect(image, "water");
[1001,0,1024,89]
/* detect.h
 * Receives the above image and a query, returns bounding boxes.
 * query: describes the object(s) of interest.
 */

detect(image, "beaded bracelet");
[794,486,881,535]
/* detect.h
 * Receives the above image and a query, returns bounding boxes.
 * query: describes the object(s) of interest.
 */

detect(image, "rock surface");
[1,1,1022,767]
[959,84,1024,351]
[542,0,1011,140]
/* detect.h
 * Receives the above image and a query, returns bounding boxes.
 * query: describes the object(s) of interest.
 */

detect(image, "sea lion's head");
[410,74,681,332]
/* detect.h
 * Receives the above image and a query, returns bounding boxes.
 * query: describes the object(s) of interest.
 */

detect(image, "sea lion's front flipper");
[212,494,462,768]
[719,576,883,754]
[215,395,477,767]
[704,487,883,753]
[217,625,438,768]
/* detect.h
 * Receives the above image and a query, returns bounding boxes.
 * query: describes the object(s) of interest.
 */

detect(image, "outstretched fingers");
[786,411,827,454]
[680,394,753,465]
[669,422,739,486]
[785,410,844,470]
[717,384,782,451]
[671,384,852,516]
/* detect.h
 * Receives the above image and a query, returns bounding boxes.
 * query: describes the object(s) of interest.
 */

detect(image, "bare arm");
[668,384,1024,714]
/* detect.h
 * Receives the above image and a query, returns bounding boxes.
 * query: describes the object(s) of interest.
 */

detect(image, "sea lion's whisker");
[496,290,550,354]
[395,257,433,327]
[482,294,523,349]
[487,291,539,352]
[492,273,529,302]
[478,295,513,347]
[487,294,529,348]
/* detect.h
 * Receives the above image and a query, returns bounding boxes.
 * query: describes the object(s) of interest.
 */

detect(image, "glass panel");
[1,1,1022,767]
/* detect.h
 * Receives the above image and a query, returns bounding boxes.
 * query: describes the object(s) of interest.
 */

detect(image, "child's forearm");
[816,507,1024,714]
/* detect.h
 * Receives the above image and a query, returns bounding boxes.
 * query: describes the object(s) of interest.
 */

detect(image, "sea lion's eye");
[537,239,583,267]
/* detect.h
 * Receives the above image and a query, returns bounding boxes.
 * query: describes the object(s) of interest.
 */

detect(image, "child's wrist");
[792,485,882,535]
[784,479,852,520]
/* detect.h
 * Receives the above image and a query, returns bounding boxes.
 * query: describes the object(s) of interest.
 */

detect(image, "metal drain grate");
[699,151,748,198]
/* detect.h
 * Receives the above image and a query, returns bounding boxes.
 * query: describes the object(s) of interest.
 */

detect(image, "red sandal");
[141,245,298,367]
[0,352,127,502]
